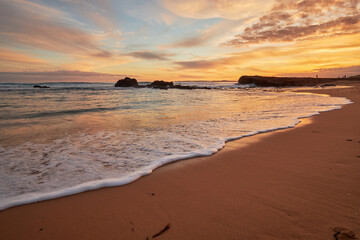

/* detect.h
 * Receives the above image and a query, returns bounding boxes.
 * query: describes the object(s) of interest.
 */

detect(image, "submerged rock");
[33,85,50,88]
[148,80,174,89]
[173,85,196,90]
[321,83,336,87]
[115,77,139,87]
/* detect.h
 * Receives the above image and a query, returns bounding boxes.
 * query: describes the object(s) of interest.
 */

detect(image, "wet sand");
[0,83,359,240]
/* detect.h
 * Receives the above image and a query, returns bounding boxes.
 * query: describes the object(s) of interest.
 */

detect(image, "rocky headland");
[238,75,359,87]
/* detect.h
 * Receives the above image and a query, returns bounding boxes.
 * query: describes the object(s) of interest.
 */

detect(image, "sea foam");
[0,83,352,210]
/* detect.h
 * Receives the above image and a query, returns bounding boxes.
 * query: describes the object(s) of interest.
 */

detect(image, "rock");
[148,80,174,89]
[321,83,336,87]
[348,74,360,79]
[114,79,213,90]
[115,77,139,87]
[173,85,196,90]
[33,85,50,88]
[238,75,341,87]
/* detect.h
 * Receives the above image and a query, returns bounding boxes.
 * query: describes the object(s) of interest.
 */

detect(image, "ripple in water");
[0,82,351,209]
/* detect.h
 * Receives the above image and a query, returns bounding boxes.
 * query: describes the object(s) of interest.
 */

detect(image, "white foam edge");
[0,97,352,211]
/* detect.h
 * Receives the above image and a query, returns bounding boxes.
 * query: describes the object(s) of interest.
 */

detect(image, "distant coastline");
[238,75,360,87]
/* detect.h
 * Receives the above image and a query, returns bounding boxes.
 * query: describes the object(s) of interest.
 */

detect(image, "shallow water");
[0,82,351,209]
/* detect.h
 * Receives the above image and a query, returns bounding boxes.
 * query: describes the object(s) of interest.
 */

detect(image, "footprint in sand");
[332,226,356,240]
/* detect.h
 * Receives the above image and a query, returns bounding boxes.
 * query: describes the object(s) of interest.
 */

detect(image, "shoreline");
[0,87,350,211]
[0,82,359,239]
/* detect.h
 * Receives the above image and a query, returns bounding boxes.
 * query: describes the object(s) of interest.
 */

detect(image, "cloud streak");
[0,0,112,58]
[160,0,275,20]
[127,51,173,60]
[0,70,132,82]
[225,0,360,46]
[163,19,243,48]
[0,48,47,65]
[0,0,359,81]
[172,33,360,79]
[174,60,219,69]
[57,0,122,40]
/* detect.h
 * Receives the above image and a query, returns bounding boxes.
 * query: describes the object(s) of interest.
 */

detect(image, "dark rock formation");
[114,79,213,90]
[321,83,336,87]
[173,85,196,90]
[115,77,139,87]
[33,85,50,88]
[238,75,340,87]
[348,74,360,79]
[174,85,212,90]
[148,80,174,89]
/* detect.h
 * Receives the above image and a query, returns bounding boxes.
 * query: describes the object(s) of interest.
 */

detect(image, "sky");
[0,0,359,82]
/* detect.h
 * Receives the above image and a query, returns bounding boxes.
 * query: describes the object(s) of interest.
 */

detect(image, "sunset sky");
[0,0,359,82]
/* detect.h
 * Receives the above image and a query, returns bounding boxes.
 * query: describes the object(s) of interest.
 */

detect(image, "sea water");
[0,81,351,209]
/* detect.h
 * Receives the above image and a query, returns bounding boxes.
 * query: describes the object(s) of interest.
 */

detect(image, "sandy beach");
[0,82,359,240]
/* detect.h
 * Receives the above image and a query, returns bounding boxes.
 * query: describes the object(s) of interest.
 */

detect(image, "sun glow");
[0,0,359,82]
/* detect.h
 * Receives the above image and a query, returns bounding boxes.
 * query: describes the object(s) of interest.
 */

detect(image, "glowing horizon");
[0,0,359,82]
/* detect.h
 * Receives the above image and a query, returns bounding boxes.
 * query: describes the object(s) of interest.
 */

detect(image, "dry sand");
[0,82,359,240]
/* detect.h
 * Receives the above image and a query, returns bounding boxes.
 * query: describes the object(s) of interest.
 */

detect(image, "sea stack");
[115,77,139,87]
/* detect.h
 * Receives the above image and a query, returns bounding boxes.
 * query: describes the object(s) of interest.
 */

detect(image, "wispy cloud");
[163,19,243,48]
[160,0,275,20]
[174,60,219,69]
[0,70,132,82]
[0,70,125,77]
[172,32,360,78]
[57,0,122,40]
[127,51,173,60]
[225,0,360,46]
[0,0,358,81]
[0,0,112,58]
[0,48,47,65]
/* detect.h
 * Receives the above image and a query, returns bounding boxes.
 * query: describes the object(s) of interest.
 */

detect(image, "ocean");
[0,81,351,210]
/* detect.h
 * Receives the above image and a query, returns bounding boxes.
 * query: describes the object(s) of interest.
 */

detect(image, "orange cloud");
[0,48,50,71]
[163,19,243,48]
[225,0,360,45]
[160,0,275,20]
[0,70,134,83]
[0,48,46,65]
[127,51,174,60]
[171,33,360,78]
[174,60,219,69]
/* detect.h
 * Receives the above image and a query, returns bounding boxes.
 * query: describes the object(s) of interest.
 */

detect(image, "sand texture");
[0,83,359,240]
